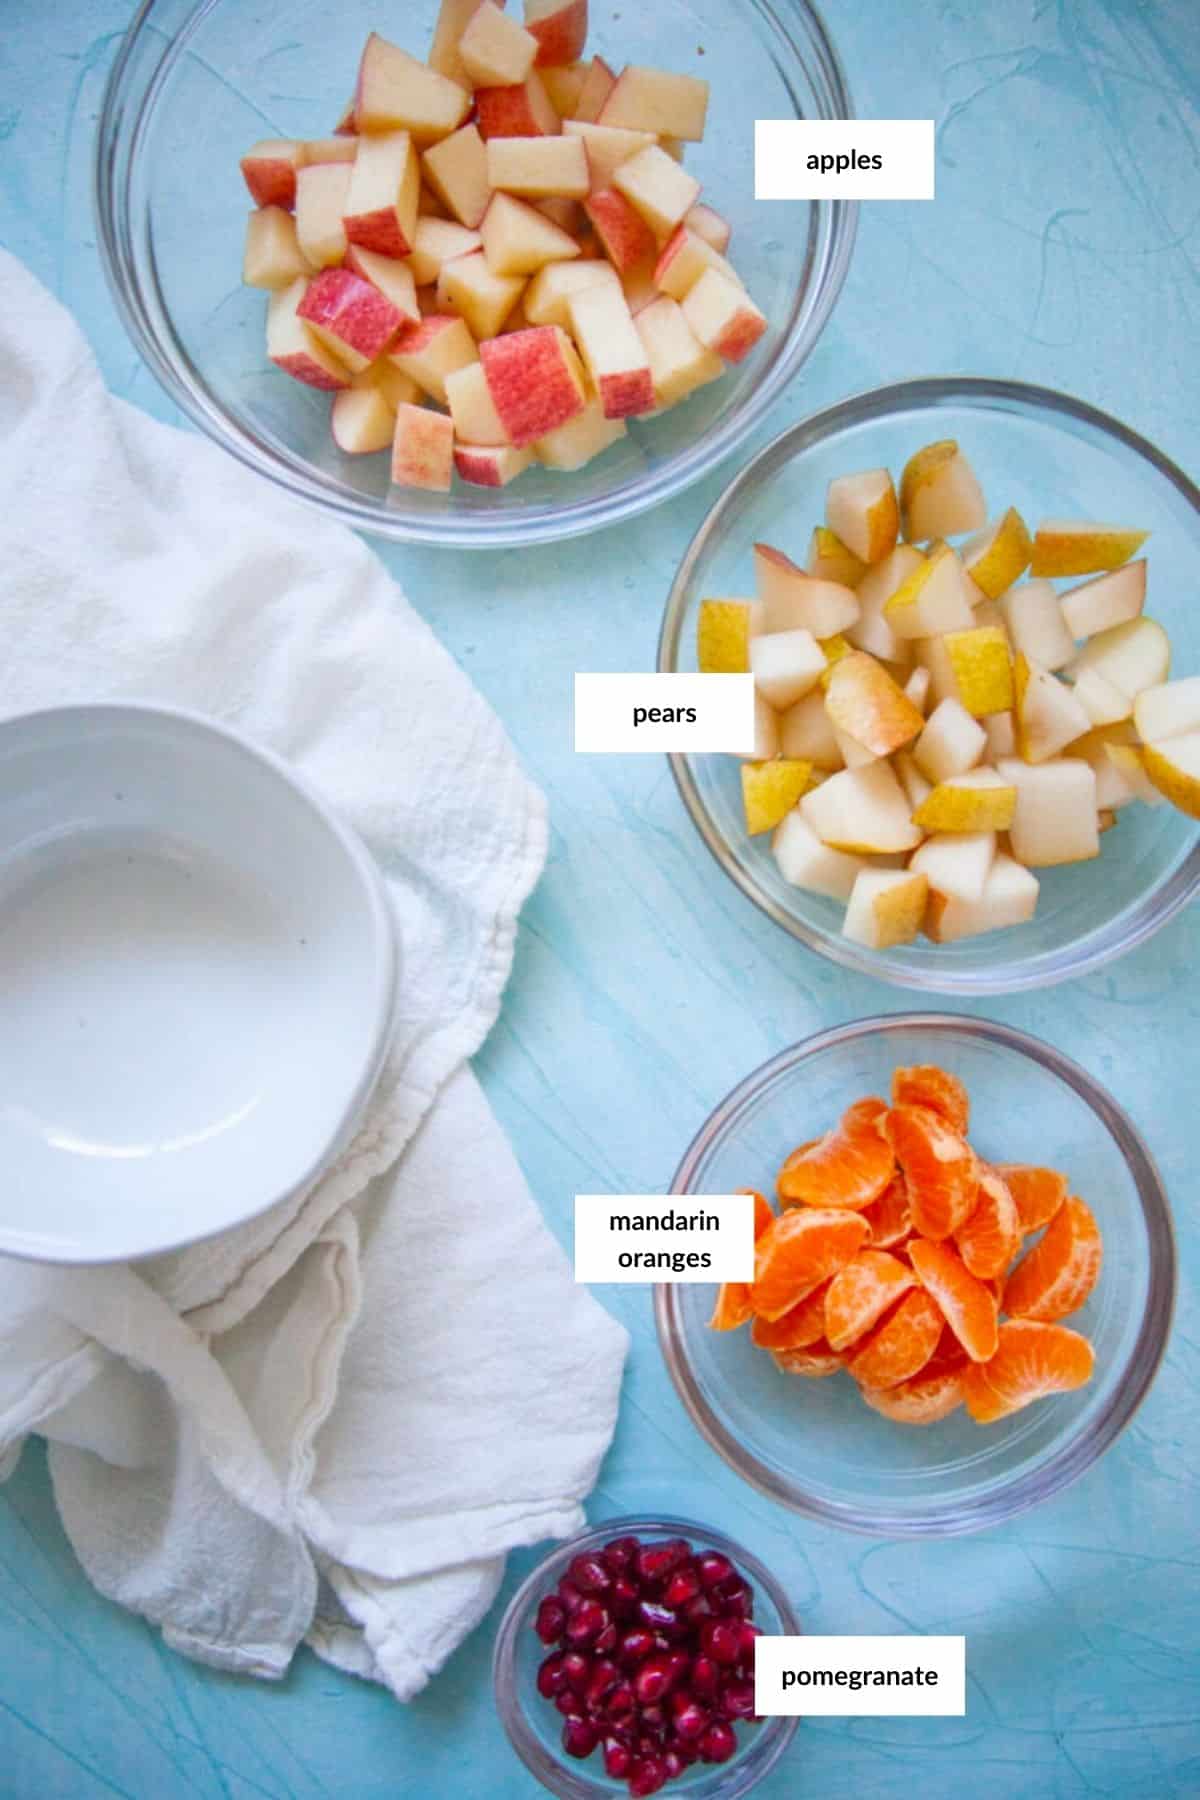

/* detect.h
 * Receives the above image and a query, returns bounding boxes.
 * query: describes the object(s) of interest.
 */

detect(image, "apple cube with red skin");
[243,207,311,290]
[533,395,625,469]
[390,313,478,403]
[300,136,357,167]
[654,224,741,301]
[454,443,535,486]
[438,250,525,337]
[331,386,396,455]
[429,0,506,87]
[634,294,722,407]
[567,284,654,419]
[479,325,587,444]
[355,33,471,144]
[476,71,560,138]
[267,278,352,390]
[459,2,539,87]
[344,131,420,260]
[422,124,492,228]
[572,55,615,122]
[406,217,483,284]
[598,65,709,140]
[241,139,302,210]
[344,246,420,324]
[297,269,406,373]
[445,360,511,445]
[584,187,656,274]
[524,258,619,326]
[685,202,731,254]
[612,144,700,238]
[391,403,454,491]
[480,191,580,275]
[524,0,588,66]
[682,268,767,362]
[562,120,654,190]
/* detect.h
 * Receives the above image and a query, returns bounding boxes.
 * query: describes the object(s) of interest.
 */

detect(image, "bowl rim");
[658,375,1200,994]
[0,699,397,1265]
[92,0,859,549]
[654,1011,1177,1538]
[491,1512,800,1798]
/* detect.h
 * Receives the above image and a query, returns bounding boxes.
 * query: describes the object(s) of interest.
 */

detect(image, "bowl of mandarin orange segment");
[655,1015,1175,1537]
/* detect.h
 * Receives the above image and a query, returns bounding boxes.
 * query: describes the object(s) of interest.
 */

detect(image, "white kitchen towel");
[0,252,628,1698]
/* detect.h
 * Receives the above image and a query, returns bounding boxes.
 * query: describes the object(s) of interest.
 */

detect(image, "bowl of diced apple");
[659,377,1200,993]
[95,0,855,546]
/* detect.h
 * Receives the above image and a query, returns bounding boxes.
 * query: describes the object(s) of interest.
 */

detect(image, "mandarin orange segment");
[908,1237,999,1363]
[742,1187,776,1238]
[885,1104,980,1241]
[962,1320,1095,1423]
[955,1166,1022,1281]
[891,1065,970,1135]
[777,1106,895,1212]
[751,1280,832,1351]
[1003,1196,1103,1323]
[750,1208,871,1320]
[708,1282,754,1331]
[772,1339,844,1378]
[862,1364,965,1426]
[823,1250,917,1352]
[846,1286,944,1389]
[993,1163,1069,1234]
[861,1173,912,1248]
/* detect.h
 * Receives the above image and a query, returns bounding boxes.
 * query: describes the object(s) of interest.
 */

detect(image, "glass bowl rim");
[92,0,859,550]
[657,374,1200,994]
[492,1512,801,1799]
[654,1010,1177,1538]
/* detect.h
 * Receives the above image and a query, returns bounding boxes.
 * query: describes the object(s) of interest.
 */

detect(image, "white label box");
[575,1194,755,1284]
[755,120,935,201]
[574,673,755,754]
[756,1635,966,1716]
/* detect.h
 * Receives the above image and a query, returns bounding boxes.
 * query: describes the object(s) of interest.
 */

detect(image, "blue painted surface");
[1,1,1199,1795]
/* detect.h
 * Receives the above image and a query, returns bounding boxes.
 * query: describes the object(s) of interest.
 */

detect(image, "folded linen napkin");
[0,252,628,1698]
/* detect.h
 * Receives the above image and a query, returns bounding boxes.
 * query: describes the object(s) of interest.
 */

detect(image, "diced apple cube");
[573,55,616,123]
[481,191,580,274]
[240,139,302,210]
[999,578,1076,673]
[445,360,511,445]
[924,853,1039,943]
[826,468,900,566]
[910,831,996,904]
[355,33,472,144]
[391,402,454,491]
[524,0,589,67]
[351,357,420,410]
[343,131,420,260]
[563,120,656,190]
[480,324,587,444]
[438,250,525,337]
[914,697,987,784]
[681,269,766,363]
[344,247,420,324]
[801,761,924,855]
[243,207,310,290]
[331,386,396,455]
[454,442,535,486]
[460,1,539,85]
[297,268,406,373]
[598,65,709,141]
[584,187,657,273]
[294,162,352,268]
[300,136,358,167]
[780,688,843,770]
[1060,559,1147,640]
[542,63,588,116]
[685,202,731,253]
[771,811,867,900]
[429,0,505,87]
[524,258,619,325]
[532,393,625,468]
[422,124,493,228]
[843,869,928,950]
[266,278,352,389]
[612,144,701,238]
[653,225,741,302]
[998,758,1100,866]
[567,284,655,418]
[406,217,483,285]
[633,294,723,407]
[748,629,826,710]
[390,313,478,403]
[476,72,561,138]
[487,133,589,196]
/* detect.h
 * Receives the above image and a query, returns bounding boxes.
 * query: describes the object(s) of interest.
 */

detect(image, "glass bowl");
[655,1014,1175,1538]
[94,0,856,548]
[658,378,1200,992]
[492,1515,799,1798]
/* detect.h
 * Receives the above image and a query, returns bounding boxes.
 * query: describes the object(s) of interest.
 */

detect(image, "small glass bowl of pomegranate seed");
[492,1516,799,1798]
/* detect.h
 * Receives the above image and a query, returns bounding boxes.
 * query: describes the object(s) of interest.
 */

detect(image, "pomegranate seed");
[603,1736,633,1779]
[716,1574,754,1618]
[605,1681,636,1721]
[664,1563,701,1607]
[586,1658,618,1709]
[536,1653,568,1698]
[602,1535,639,1572]
[565,1600,608,1646]
[628,1754,668,1797]
[699,1719,737,1764]
[697,1550,734,1589]
[562,1650,592,1693]
[568,1553,612,1596]
[669,1693,710,1741]
[554,1691,583,1718]
[664,1649,691,1688]
[700,1619,741,1666]
[594,1622,618,1654]
[638,1703,666,1734]
[557,1577,585,1614]
[719,1678,756,1720]
[690,1654,720,1698]
[618,1627,656,1665]
[634,1655,673,1704]
[636,1599,679,1636]
[534,1595,567,1644]
[635,1539,691,1587]
[683,1592,715,1627]
[561,1717,599,1759]
[609,1573,640,1620]
[735,1621,762,1669]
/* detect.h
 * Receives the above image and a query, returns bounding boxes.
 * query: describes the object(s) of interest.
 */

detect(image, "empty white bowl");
[0,704,396,1262]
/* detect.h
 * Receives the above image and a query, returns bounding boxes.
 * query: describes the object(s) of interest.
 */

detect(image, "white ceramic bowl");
[0,704,396,1262]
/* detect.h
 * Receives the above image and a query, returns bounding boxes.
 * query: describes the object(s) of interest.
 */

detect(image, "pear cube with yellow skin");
[924,853,1039,943]
[999,579,1076,673]
[910,830,996,904]
[1067,617,1170,702]
[779,688,843,770]
[698,599,759,673]
[825,467,900,566]
[899,439,987,542]
[848,545,923,665]
[883,544,976,640]
[913,697,987,785]
[842,868,928,949]
[801,761,924,855]
[1142,733,1200,819]
[998,758,1101,865]
[1030,519,1149,578]
[1132,677,1200,744]
[941,626,1014,716]
[1060,560,1147,640]
[772,811,869,900]
[1102,742,1164,808]
[961,507,1033,600]
[1014,654,1092,763]
[825,651,924,758]
[807,527,866,589]
[913,767,1017,834]
[741,758,814,835]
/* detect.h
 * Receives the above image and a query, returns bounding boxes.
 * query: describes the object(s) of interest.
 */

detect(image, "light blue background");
[1,1,1198,1795]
